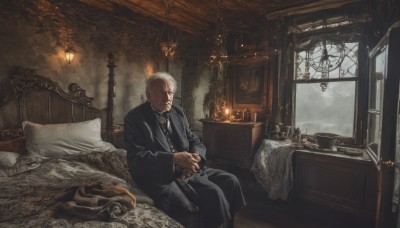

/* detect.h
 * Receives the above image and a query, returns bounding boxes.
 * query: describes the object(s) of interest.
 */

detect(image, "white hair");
[145,72,177,93]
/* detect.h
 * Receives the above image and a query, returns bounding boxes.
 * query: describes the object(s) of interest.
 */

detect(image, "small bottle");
[244,108,251,121]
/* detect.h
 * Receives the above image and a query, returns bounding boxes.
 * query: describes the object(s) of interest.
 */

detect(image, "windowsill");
[295,147,371,163]
[199,119,264,126]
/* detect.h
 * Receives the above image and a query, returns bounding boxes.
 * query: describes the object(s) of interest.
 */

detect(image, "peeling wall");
[0,0,211,129]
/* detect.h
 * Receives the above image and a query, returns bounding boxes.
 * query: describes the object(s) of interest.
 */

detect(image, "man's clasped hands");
[173,152,201,179]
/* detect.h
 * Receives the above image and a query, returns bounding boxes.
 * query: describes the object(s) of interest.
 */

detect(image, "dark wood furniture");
[200,119,264,169]
[294,150,377,220]
[0,67,104,129]
[0,54,118,146]
[106,53,117,143]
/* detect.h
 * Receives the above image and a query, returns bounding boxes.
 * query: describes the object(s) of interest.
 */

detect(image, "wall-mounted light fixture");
[65,47,75,64]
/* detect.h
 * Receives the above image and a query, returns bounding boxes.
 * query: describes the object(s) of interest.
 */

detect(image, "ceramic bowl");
[314,133,339,149]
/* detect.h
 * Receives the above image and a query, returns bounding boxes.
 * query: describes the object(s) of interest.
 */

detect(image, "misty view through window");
[295,82,355,136]
[294,41,359,137]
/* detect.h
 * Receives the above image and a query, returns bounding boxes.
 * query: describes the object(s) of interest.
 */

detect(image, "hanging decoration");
[304,19,345,91]
[160,0,177,58]
[203,0,230,120]
[294,15,360,93]
[209,0,228,69]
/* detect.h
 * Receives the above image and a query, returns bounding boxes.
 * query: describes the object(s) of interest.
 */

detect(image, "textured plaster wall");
[0,1,211,128]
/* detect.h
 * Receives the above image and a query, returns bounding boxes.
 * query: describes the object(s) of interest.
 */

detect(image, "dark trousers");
[159,167,246,228]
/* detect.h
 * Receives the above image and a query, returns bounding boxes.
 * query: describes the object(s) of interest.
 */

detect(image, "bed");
[0,57,183,227]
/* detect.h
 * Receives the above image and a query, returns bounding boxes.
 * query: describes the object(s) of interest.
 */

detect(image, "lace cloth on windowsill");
[251,139,294,200]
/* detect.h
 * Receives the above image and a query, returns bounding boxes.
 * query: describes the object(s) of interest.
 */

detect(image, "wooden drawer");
[294,151,377,217]
[201,120,264,169]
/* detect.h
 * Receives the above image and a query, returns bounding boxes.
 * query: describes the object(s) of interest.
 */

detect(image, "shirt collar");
[149,104,169,117]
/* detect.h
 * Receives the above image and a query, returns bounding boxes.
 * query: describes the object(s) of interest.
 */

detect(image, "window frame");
[290,32,368,146]
[365,37,389,166]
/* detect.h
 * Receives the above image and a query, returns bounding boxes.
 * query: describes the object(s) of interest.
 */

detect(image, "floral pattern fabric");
[0,149,182,228]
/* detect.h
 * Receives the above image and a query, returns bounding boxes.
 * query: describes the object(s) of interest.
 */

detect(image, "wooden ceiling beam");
[266,0,361,20]
[167,0,213,35]
[79,0,364,37]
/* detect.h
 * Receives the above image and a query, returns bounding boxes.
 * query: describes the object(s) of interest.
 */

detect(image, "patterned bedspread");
[0,149,182,228]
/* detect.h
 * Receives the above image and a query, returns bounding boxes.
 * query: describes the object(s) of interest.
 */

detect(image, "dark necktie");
[156,112,176,153]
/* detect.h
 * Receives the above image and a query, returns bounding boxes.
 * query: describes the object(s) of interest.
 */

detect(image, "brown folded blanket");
[56,181,136,221]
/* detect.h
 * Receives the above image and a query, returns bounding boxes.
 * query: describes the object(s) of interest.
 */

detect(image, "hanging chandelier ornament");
[160,0,177,58]
[210,0,228,66]
[319,39,330,91]
[305,18,345,92]
[160,41,177,58]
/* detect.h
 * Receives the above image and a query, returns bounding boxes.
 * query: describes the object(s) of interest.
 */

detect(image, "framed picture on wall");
[231,63,267,111]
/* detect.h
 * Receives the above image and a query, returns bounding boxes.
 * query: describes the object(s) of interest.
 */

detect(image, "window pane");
[367,45,387,155]
[369,47,387,110]
[295,81,356,136]
[295,42,358,80]
[374,74,383,110]
[367,113,380,154]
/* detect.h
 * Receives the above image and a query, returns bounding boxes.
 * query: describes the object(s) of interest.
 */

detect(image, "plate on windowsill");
[303,141,338,152]
[317,146,337,153]
[337,147,363,156]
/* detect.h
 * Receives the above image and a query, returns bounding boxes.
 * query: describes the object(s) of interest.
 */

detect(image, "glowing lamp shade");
[160,41,177,58]
[65,48,75,64]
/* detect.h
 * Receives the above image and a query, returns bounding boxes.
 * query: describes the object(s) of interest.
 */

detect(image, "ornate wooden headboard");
[0,54,117,142]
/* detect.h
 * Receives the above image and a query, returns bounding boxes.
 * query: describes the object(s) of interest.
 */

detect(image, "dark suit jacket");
[124,102,206,200]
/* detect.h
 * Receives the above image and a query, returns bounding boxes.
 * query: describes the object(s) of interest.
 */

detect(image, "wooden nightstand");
[200,119,264,169]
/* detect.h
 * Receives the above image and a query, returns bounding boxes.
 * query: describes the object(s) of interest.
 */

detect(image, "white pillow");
[22,118,115,157]
[0,151,20,168]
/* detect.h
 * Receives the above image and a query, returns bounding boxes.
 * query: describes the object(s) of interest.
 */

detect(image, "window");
[293,38,359,139]
[367,43,387,157]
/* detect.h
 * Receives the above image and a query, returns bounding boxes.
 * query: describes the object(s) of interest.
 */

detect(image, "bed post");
[106,52,116,143]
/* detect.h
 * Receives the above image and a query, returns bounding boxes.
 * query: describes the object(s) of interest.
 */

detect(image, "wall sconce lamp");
[65,47,75,64]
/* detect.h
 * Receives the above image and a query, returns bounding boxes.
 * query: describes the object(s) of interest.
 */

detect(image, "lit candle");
[225,108,230,116]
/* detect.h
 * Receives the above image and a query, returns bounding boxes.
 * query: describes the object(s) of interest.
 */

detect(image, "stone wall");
[0,0,211,129]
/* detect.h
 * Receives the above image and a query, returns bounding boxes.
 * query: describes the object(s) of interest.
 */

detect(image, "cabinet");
[294,150,377,218]
[200,119,264,169]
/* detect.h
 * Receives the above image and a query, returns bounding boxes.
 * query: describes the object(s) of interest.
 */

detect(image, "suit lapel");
[144,103,170,152]
[169,108,186,149]
[154,124,170,152]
